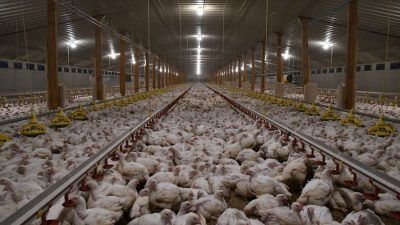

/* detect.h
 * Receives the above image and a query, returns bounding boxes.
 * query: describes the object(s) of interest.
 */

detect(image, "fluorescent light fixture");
[235,66,239,73]
[109,50,117,59]
[197,6,204,16]
[282,49,291,60]
[131,54,136,64]
[197,34,202,42]
[67,40,78,49]
[322,40,334,50]
[241,63,244,71]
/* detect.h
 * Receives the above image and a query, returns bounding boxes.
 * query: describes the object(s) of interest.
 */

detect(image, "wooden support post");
[119,32,126,96]
[261,42,266,93]
[251,48,256,91]
[238,58,242,88]
[134,47,139,92]
[298,17,311,86]
[276,32,283,83]
[157,58,161,89]
[243,56,248,83]
[152,56,156,89]
[344,0,358,110]
[94,23,104,100]
[167,65,170,87]
[161,62,164,88]
[46,0,59,109]
[145,52,149,92]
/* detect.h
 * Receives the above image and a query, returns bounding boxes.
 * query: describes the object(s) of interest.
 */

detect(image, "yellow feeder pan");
[114,99,127,107]
[306,104,320,116]
[295,102,308,112]
[90,101,101,111]
[368,115,395,137]
[20,113,47,137]
[278,99,291,106]
[69,105,88,121]
[340,109,363,127]
[1,97,7,106]
[0,133,11,146]
[270,97,280,104]
[127,96,135,104]
[50,108,71,128]
[321,105,340,121]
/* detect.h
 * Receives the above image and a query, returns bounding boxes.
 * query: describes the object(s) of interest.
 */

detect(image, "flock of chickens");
[284,93,400,120]
[228,89,400,182]
[48,85,400,224]
[0,90,123,121]
[0,89,183,222]
[1,84,400,225]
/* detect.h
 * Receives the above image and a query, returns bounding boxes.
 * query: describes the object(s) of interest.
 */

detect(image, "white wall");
[0,68,120,92]
[310,70,400,93]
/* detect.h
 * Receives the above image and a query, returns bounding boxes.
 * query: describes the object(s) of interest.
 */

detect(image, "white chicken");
[300,205,336,225]
[216,208,250,225]
[247,173,292,197]
[192,190,227,221]
[243,194,288,217]
[341,209,384,225]
[261,202,303,225]
[0,177,43,204]
[86,181,124,217]
[117,153,149,182]
[147,180,183,210]
[297,168,333,205]
[130,189,151,219]
[276,156,308,190]
[364,195,400,217]
[327,188,365,213]
[127,209,175,225]
[71,195,120,225]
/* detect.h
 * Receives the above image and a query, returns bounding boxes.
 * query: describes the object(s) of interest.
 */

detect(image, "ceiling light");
[67,40,78,49]
[282,49,291,60]
[322,40,334,50]
[235,66,239,73]
[241,63,244,71]
[131,54,136,64]
[197,6,204,16]
[197,34,202,42]
[110,50,117,59]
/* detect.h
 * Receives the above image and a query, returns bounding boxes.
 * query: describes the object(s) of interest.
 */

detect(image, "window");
[88,69,93,74]
[356,65,361,71]
[71,68,77,73]
[322,69,327,74]
[329,68,335,73]
[14,62,23,69]
[37,64,45,71]
[336,67,343,73]
[102,71,105,75]
[364,65,372,71]
[311,70,316,75]
[83,69,87,74]
[390,62,400,70]
[58,67,62,72]
[77,68,82,73]
[376,63,385,71]
[64,67,69,72]
[317,69,321,74]
[27,63,35,70]
[0,61,8,68]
